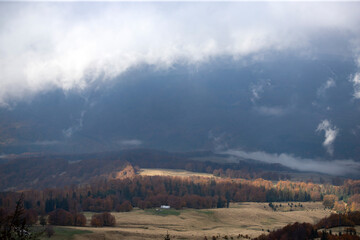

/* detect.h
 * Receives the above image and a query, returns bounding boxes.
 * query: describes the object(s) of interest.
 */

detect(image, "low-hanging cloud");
[222,149,360,176]
[316,119,339,156]
[1,3,360,106]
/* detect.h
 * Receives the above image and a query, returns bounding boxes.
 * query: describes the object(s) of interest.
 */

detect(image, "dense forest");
[1,163,360,214]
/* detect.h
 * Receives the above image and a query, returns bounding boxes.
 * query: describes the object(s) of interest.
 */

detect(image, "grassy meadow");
[49,201,332,240]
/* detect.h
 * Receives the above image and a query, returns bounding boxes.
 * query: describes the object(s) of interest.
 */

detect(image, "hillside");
[0,149,353,192]
[0,154,130,191]
[0,149,297,191]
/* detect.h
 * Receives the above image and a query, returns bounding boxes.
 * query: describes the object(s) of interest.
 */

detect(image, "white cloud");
[1,3,360,106]
[254,106,285,116]
[317,78,336,98]
[250,79,271,103]
[351,72,360,99]
[119,139,142,147]
[351,125,360,135]
[62,110,86,138]
[32,140,60,146]
[222,149,360,176]
[316,119,339,156]
[208,130,229,151]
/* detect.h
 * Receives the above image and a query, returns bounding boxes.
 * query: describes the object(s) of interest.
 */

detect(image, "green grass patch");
[145,208,181,216]
[196,209,218,222]
[40,226,92,240]
[197,210,214,216]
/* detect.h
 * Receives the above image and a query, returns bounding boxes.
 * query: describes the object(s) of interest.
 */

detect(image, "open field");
[138,168,336,185]
[65,202,332,240]
[139,168,217,178]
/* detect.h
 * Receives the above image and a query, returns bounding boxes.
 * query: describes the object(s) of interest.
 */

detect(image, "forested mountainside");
[1,165,360,213]
[0,149,307,191]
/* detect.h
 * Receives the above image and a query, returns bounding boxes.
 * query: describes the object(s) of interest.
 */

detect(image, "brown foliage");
[254,222,316,240]
[315,213,360,229]
[347,211,360,225]
[74,213,87,226]
[0,194,43,239]
[343,180,360,195]
[348,194,360,205]
[333,201,346,213]
[91,212,115,227]
[48,209,87,227]
[48,209,74,226]
[90,217,102,227]
[24,209,38,225]
[255,212,360,240]
[115,201,133,212]
[323,195,337,209]
[0,165,360,213]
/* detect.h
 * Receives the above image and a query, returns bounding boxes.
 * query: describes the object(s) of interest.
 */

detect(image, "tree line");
[1,168,360,215]
[255,211,360,240]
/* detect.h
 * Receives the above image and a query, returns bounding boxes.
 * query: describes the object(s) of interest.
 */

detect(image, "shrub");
[315,213,355,229]
[74,213,87,226]
[323,195,337,209]
[91,212,116,227]
[115,201,133,212]
[48,209,74,226]
[24,209,38,225]
[254,222,316,240]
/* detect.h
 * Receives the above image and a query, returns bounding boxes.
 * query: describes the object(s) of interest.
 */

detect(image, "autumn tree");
[24,209,38,225]
[73,213,86,227]
[91,212,115,227]
[115,201,133,212]
[0,194,43,240]
[333,201,346,213]
[48,209,74,226]
[323,195,337,209]
[254,222,317,240]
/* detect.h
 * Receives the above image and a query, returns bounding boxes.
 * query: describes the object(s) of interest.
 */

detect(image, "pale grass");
[71,202,331,240]
[139,168,217,178]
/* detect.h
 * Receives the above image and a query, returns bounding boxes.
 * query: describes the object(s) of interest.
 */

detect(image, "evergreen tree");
[0,194,44,240]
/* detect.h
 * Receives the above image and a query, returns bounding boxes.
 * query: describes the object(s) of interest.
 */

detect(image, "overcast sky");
[1,2,360,106]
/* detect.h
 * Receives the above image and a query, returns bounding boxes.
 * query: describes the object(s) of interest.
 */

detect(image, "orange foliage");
[323,195,337,209]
